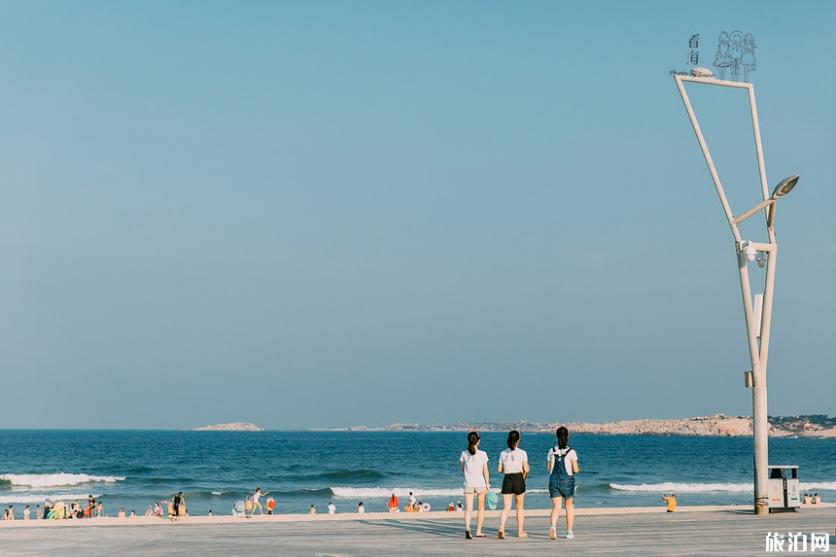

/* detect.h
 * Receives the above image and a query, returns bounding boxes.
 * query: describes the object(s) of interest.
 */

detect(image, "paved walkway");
[2,507,835,556]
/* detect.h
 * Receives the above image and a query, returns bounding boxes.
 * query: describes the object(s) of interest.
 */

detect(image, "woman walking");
[497,430,529,539]
[547,426,579,540]
[459,431,489,539]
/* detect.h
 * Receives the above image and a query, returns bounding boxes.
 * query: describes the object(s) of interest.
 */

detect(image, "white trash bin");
[768,465,800,512]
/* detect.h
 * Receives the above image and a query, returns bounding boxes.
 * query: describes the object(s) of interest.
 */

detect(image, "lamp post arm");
[734,198,776,225]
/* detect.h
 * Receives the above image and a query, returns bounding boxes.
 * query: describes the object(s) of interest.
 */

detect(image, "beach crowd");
[1,426,580,545]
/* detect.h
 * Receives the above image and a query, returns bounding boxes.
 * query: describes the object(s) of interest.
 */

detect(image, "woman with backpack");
[547,426,579,540]
[459,431,490,539]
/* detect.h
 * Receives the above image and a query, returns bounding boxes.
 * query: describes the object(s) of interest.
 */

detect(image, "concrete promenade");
[2,506,835,556]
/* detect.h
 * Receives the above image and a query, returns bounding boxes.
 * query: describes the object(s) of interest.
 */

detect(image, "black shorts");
[501,473,526,495]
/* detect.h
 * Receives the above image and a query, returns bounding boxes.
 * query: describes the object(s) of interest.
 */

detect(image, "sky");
[1,0,834,429]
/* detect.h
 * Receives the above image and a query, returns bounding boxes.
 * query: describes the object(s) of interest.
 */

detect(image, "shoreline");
[3,503,835,529]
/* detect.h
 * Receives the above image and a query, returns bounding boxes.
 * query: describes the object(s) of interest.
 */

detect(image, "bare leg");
[550,496,562,528]
[515,493,526,535]
[499,494,512,533]
[565,497,575,532]
[464,492,474,532]
[475,491,486,536]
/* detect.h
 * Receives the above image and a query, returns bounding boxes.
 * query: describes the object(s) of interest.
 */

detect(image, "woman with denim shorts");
[546,426,579,540]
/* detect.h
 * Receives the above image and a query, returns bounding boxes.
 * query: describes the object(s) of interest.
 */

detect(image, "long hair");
[467,431,480,455]
[507,430,520,450]
[556,426,569,450]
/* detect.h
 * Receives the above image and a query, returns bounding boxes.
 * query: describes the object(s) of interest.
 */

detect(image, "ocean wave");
[0,493,102,504]
[278,488,334,498]
[0,473,126,488]
[329,487,549,499]
[314,469,388,481]
[609,481,836,493]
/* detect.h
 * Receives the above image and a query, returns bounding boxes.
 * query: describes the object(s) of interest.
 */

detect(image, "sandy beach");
[2,505,835,556]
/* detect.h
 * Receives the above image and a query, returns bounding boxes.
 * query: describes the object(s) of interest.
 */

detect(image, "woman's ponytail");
[556,426,569,450]
[507,430,520,450]
[467,431,480,455]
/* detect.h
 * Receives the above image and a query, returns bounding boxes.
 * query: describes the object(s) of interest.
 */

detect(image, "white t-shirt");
[327,503,336,514]
[546,447,578,476]
[459,449,489,488]
[499,448,529,474]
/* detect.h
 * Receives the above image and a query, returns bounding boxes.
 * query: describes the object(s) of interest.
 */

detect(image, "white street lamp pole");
[673,74,798,516]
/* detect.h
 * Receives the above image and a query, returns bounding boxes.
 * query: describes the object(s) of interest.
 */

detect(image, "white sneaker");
[548,526,557,540]
[566,530,575,539]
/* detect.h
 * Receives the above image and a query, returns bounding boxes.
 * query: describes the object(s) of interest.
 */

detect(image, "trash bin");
[768,465,800,512]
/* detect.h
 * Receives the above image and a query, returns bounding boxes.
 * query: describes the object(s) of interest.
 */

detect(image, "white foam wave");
[0,473,126,488]
[800,481,836,491]
[330,487,549,498]
[609,481,836,493]
[0,493,102,504]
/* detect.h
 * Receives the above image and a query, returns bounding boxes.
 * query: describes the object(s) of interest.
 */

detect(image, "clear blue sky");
[2,0,834,428]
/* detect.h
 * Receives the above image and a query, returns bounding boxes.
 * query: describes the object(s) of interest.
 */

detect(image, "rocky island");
[380,414,836,438]
[193,422,264,432]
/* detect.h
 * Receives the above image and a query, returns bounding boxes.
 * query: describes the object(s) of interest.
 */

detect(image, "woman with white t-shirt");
[459,431,490,539]
[546,426,580,540]
[497,430,530,539]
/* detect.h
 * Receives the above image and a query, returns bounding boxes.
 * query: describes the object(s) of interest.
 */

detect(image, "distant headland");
[192,422,263,432]
[375,415,836,438]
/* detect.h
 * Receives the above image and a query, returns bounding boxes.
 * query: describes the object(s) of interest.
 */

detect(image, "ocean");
[1,431,834,516]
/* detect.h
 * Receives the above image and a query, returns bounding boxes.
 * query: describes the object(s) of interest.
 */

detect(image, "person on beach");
[547,426,579,540]
[177,491,186,517]
[309,504,317,514]
[357,502,365,513]
[171,494,179,518]
[2,505,13,520]
[266,495,276,515]
[460,430,490,540]
[96,501,105,517]
[387,493,399,512]
[408,492,417,509]
[153,502,162,517]
[117,507,126,518]
[251,488,266,515]
[328,501,336,514]
[497,430,530,539]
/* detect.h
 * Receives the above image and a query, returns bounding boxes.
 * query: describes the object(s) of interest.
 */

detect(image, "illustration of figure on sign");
[729,31,744,81]
[741,33,757,81]
[713,31,732,79]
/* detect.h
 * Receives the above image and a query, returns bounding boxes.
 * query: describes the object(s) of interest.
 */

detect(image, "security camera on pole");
[673,69,798,516]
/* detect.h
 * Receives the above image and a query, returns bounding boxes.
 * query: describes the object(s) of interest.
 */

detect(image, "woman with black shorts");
[497,430,529,539]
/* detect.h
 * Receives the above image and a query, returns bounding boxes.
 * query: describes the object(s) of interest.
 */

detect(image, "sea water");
[0,430,834,516]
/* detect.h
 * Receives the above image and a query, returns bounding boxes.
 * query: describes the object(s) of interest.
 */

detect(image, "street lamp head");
[771,175,799,199]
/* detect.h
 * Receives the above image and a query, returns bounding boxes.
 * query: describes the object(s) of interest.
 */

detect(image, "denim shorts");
[548,474,575,499]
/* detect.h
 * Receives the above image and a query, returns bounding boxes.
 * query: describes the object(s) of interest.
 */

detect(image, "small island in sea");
[192,422,264,432]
